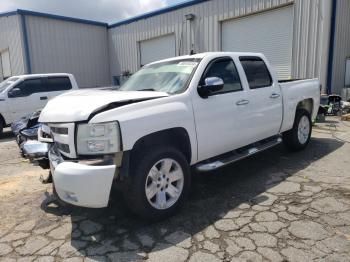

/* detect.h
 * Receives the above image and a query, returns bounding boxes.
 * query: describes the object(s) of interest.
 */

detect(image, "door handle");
[236,99,249,106]
[270,93,280,99]
[40,96,48,100]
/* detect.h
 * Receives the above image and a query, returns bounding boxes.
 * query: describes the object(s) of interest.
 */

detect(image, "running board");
[196,136,282,172]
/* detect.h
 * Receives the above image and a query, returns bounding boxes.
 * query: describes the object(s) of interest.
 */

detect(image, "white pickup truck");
[0,73,78,135]
[38,52,320,220]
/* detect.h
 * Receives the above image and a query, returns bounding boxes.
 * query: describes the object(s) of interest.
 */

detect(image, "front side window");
[47,77,72,91]
[201,58,242,94]
[24,79,46,94]
[119,59,200,94]
[9,78,45,98]
[239,57,272,89]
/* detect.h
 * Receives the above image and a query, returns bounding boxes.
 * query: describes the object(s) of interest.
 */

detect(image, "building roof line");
[108,0,209,29]
[0,10,18,18]
[0,9,108,27]
[0,0,209,29]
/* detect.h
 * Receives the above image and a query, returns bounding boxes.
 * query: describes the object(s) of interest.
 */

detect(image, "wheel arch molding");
[131,127,192,165]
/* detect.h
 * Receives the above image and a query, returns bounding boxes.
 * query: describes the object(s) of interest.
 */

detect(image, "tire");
[0,119,3,137]
[123,146,191,221]
[283,109,312,151]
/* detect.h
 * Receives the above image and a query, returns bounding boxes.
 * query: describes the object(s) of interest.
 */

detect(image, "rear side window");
[47,77,72,91]
[202,58,242,94]
[239,57,272,89]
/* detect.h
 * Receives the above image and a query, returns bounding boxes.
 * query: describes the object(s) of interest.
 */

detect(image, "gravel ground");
[0,118,349,262]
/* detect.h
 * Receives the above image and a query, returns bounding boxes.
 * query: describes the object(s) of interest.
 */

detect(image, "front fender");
[90,95,198,165]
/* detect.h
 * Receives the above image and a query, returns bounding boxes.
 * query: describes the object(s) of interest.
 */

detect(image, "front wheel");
[283,109,312,151]
[123,146,191,221]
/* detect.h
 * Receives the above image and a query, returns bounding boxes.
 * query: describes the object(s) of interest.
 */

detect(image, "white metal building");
[0,10,110,88]
[0,0,349,95]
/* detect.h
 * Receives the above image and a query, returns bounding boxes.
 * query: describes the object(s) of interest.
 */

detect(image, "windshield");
[0,77,19,93]
[119,58,200,94]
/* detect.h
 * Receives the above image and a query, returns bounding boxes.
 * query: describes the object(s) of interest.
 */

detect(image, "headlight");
[77,122,121,155]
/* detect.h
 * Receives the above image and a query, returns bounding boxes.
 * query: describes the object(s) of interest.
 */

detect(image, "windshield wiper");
[137,88,155,91]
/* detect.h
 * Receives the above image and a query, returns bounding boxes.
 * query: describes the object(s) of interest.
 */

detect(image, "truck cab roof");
[12,73,74,80]
[147,52,265,65]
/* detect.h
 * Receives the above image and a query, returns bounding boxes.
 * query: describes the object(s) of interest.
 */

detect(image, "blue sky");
[0,0,191,23]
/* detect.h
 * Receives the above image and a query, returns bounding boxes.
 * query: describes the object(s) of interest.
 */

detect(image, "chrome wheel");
[297,115,310,144]
[145,158,184,210]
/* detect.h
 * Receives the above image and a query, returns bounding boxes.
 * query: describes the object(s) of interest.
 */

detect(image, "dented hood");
[39,89,168,123]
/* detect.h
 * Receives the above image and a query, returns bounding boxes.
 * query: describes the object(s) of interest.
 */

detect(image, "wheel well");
[131,127,192,164]
[296,99,314,116]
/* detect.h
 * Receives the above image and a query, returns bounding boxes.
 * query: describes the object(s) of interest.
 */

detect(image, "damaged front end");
[11,110,42,154]
[22,124,53,174]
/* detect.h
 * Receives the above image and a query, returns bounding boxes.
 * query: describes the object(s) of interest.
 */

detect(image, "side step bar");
[196,136,282,172]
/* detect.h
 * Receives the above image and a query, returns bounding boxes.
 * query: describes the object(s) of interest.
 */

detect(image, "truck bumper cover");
[49,145,116,208]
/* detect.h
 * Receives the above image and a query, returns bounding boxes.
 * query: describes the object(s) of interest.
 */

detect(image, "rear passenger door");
[45,76,72,99]
[239,56,283,142]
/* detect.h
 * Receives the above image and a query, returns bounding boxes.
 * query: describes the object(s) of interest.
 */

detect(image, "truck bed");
[279,78,320,133]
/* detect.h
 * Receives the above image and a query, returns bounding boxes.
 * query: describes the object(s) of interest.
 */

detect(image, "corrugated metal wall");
[108,0,294,79]
[331,0,350,97]
[292,0,332,92]
[108,0,332,90]
[0,14,26,80]
[25,15,110,88]
[221,6,293,79]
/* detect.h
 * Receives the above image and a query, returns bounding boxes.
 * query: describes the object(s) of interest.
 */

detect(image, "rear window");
[239,57,272,89]
[47,77,72,91]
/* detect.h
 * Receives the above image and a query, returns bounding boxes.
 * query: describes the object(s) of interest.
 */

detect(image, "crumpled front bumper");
[49,145,116,208]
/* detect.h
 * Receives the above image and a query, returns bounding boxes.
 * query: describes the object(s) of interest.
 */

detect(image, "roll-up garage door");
[140,34,175,66]
[1,50,12,78]
[221,6,293,80]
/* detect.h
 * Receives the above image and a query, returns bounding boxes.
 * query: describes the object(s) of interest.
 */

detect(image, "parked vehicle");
[37,52,320,220]
[11,109,41,151]
[0,73,78,136]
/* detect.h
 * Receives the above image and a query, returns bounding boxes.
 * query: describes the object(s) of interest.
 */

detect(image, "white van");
[0,73,78,135]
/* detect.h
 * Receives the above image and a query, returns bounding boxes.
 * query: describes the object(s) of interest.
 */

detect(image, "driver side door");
[192,57,251,162]
[7,78,46,122]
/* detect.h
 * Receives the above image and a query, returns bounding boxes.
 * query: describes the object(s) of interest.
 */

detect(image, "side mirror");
[198,77,224,97]
[8,87,22,98]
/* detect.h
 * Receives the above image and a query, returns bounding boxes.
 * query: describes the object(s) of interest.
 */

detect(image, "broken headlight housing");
[77,121,121,155]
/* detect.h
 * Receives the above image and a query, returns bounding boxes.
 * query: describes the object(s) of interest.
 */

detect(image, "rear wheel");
[123,146,191,221]
[0,119,3,137]
[283,109,312,151]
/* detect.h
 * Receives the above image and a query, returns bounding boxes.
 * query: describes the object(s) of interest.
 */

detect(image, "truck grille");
[48,123,76,158]
[50,126,68,135]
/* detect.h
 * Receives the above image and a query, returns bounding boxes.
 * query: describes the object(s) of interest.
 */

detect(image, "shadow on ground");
[41,136,344,260]
[0,128,15,143]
